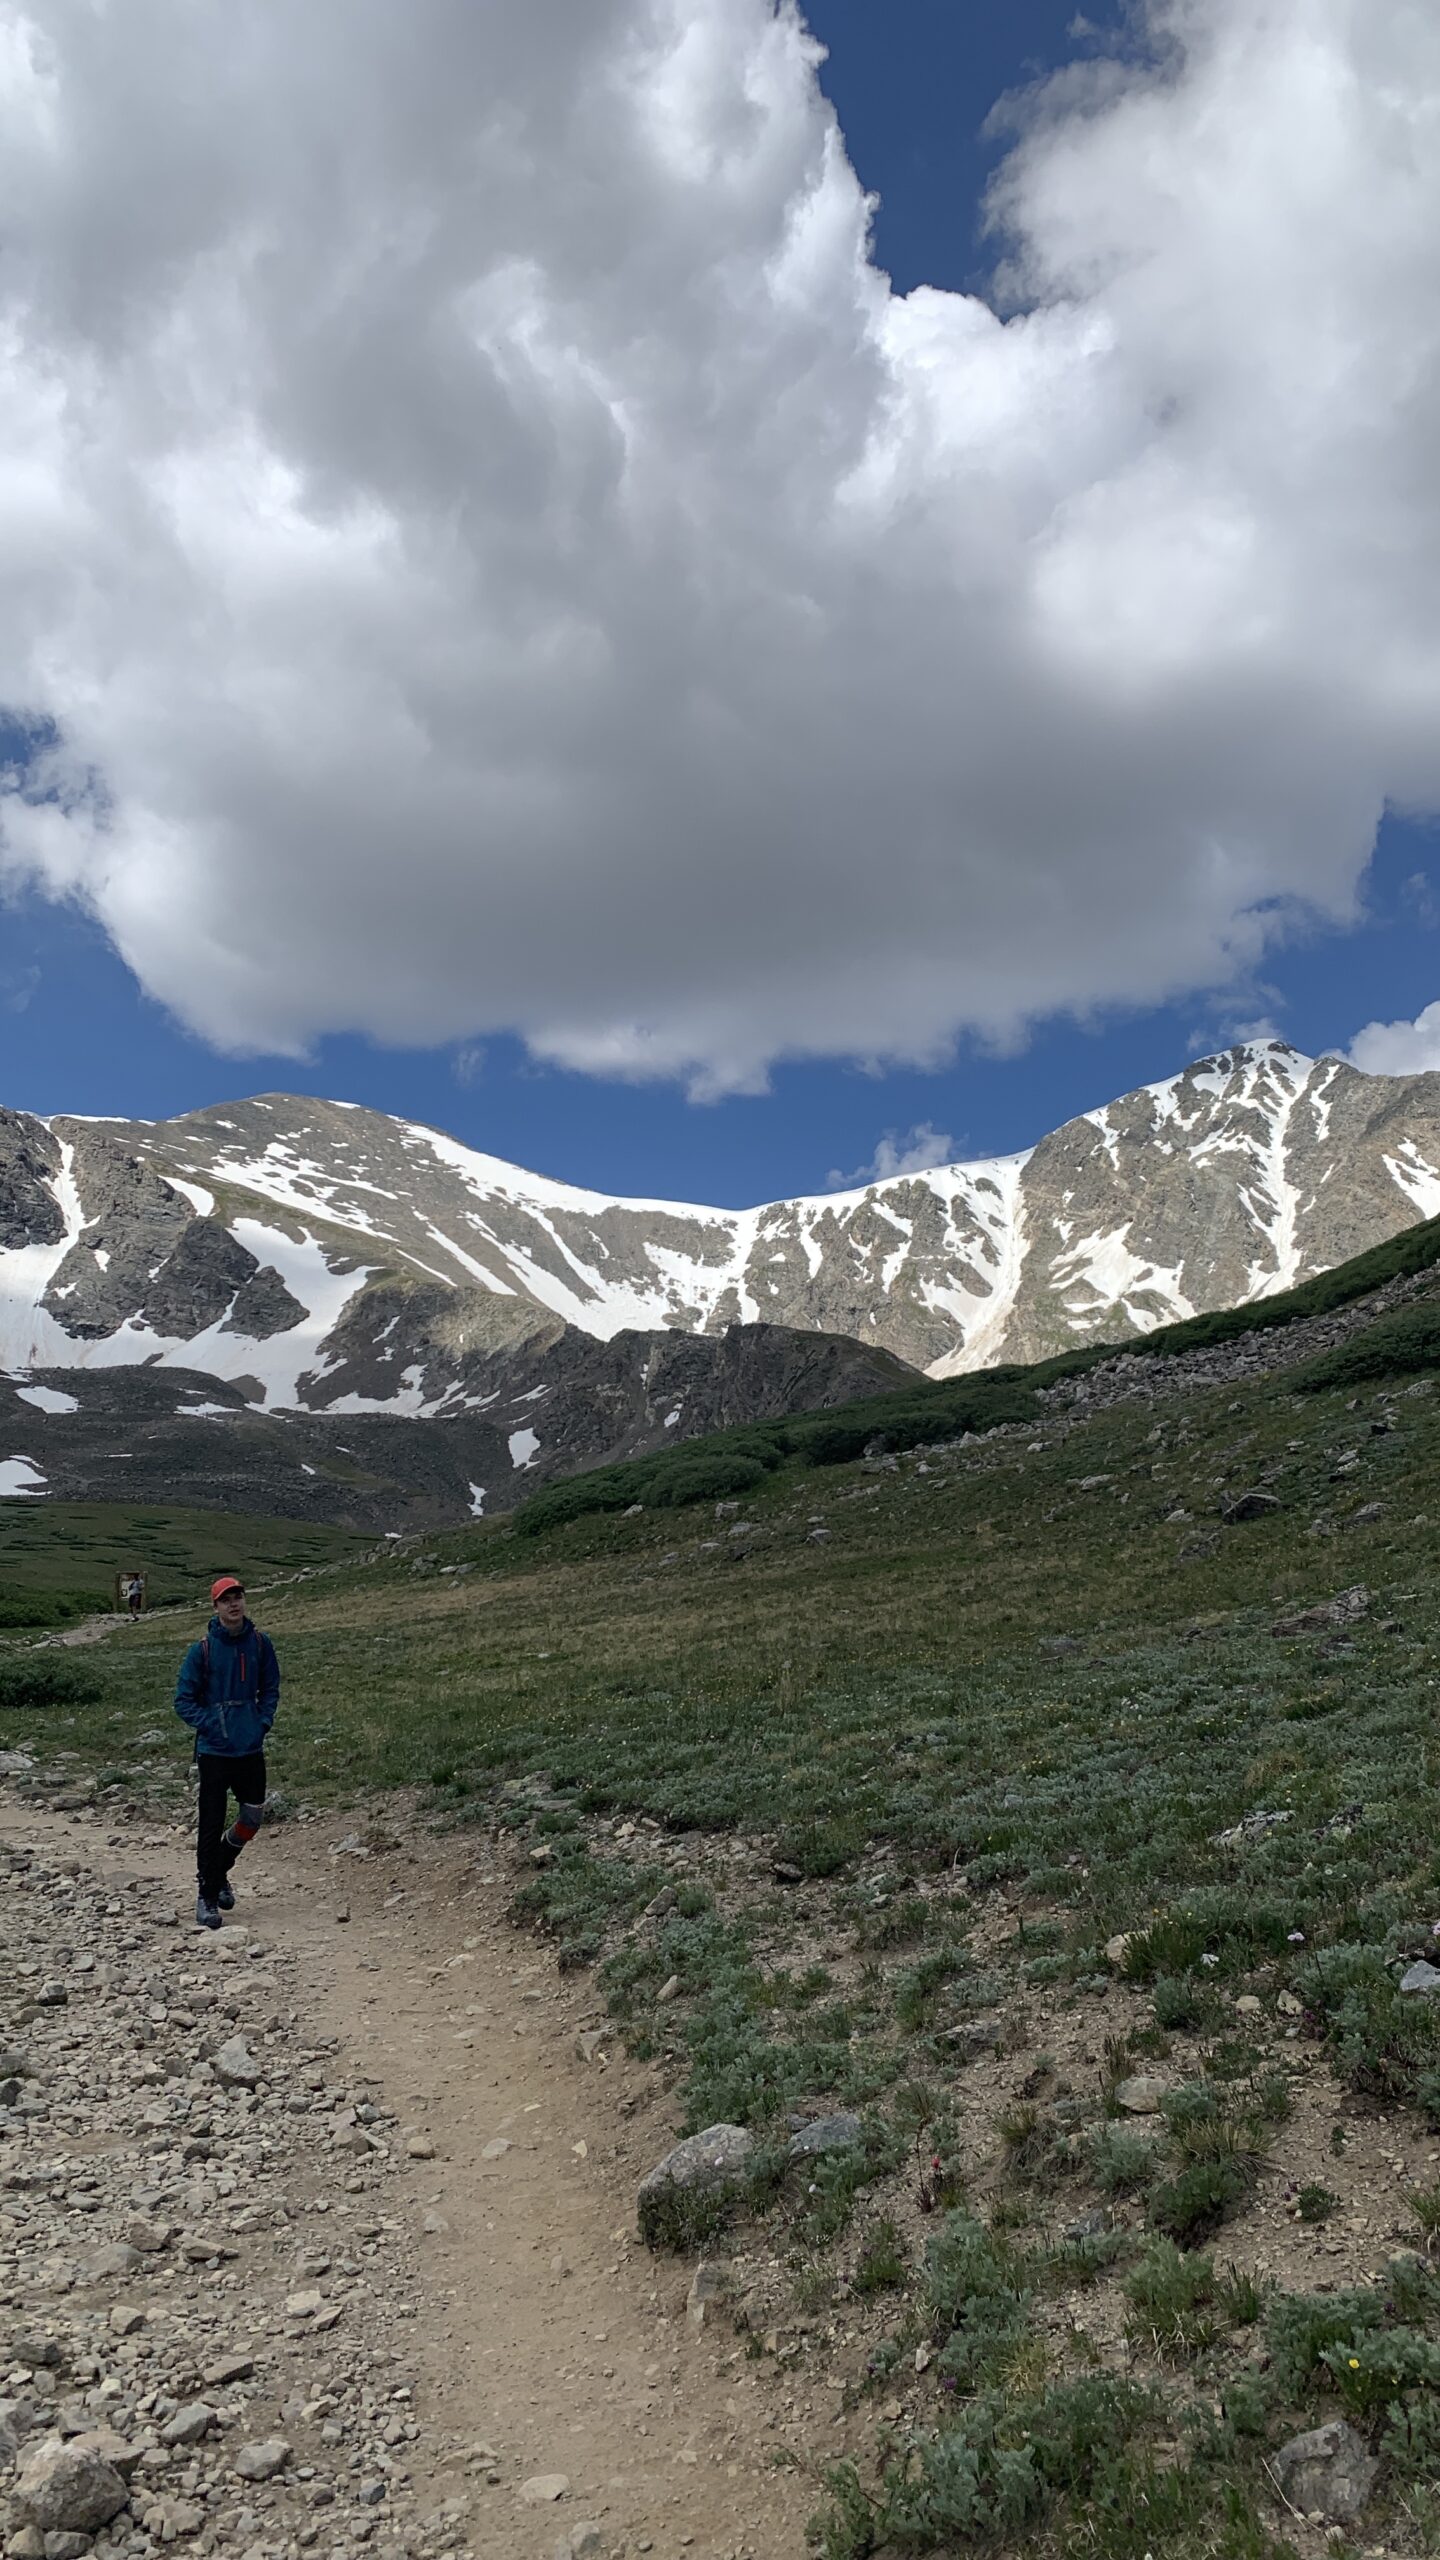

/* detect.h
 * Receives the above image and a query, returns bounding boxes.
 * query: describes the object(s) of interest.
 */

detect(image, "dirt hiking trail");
[0,1793,839,2560]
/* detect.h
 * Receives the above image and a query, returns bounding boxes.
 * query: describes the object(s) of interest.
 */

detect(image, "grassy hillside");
[0,1499,367,1626]
[11,1238,1440,2554]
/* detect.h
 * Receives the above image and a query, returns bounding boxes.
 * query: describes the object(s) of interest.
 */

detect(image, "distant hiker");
[124,1574,143,1619]
[174,1576,279,1932]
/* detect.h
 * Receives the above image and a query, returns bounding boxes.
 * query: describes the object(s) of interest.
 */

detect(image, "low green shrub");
[1297,1300,1440,1393]
[0,1657,104,1710]
[1126,2238,1224,2359]
[1150,2157,1252,2246]
[1089,2125,1161,2196]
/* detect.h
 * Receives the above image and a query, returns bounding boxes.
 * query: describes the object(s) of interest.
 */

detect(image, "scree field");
[11,1223,1440,2560]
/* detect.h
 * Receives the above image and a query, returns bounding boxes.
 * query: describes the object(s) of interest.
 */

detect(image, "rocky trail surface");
[0,1799,829,2560]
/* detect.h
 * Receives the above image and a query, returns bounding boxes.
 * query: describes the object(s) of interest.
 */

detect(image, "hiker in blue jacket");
[175,1575,280,1931]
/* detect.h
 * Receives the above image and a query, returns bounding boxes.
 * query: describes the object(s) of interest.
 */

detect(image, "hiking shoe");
[195,1894,221,1931]
[216,1879,235,1912]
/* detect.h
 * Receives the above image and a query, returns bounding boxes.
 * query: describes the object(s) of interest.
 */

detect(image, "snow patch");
[0,1455,47,1498]
[508,1428,541,1470]
[468,1482,487,1516]
[14,1385,78,1415]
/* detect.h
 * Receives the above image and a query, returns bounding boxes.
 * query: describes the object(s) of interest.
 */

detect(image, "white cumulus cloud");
[1346,1002,1440,1077]
[827,1123,958,1190]
[2,0,1440,1094]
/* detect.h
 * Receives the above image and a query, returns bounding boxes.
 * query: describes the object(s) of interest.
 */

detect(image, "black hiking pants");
[196,1750,267,1900]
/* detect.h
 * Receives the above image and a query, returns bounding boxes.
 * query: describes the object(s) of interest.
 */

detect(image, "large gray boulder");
[13,2434,130,2534]
[637,2124,754,2250]
[1272,2422,1378,2525]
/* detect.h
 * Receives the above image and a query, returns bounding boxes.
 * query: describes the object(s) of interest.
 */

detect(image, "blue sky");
[1,0,1436,1207]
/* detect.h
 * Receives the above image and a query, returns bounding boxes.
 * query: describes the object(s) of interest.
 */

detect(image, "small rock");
[72,2245,140,2286]
[787,2113,863,2161]
[1234,1995,1263,2018]
[108,2307,145,2337]
[14,2435,130,2534]
[686,2265,727,2333]
[575,2028,612,2065]
[1114,2075,1169,2116]
[178,2231,235,2263]
[481,2140,511,2162]
[202,2357,254,2389]
[120,2220,170,2256]
[1104,1934,1132,1969]
[771,1862,804,1885]
[1062,2210,1110,2243]
[159,2406,213,2450]
[43,2532,92,2560]
[405,2136,436,2161]
[566,2525,604,2559]
[655,1977,681,2007]
[943,2019,1004,2061]
[1277,1991,1305,2018]
[1401,1963,1440,1996]
[519,2476,569,2506]
[9,2529,45,2560]
[0,2398,41,2463]
[211,2039,260,2091]
[1272,2421,1378,2525]
[284,2291,323,2319]
[637,2124,754,2248]
[232,2441,290,2484]
[1222,1490,1280,1524]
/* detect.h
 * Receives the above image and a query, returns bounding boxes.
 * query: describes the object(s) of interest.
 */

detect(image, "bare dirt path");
[0,1788,838,2560]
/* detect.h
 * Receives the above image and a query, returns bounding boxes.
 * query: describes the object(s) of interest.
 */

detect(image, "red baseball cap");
[211,1575,245,1602]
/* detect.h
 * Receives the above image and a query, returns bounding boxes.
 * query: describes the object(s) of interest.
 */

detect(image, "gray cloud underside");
[2,0,1439,1093]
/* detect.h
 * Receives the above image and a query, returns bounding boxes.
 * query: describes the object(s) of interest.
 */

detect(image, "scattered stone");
[1062,2210,1110,2243]
[1234,1995,1263,2018]
[1104,1933,1132,1968]
[14,2435,130,2535]
[655,1976,681,2006]
[202,2356,254,2389]
[1274,1586,1371,1635]
[1222,1490,1281,1523]
[0,2398,41,2463]
[108,2306,145,2337]
[233,2440,290,2484]
[519,2476,569,2506]
[1272,2421,1378,2525]
[405,2136,436,2161]
[1114,2076,1169,2116]
[9,2531,45,2560]
[481,2140,511,2162]
[285,2290,324,2318]
[211,2038,260,2090]
[159,2405,213,2450]
[943,2021,1003,2060]
[1212,1807,1292,1848]
[637,2124,754,2247]
[120,2219,170,2255]
[1400,1962,1440,1996]
[787,2113,863,2160]
[575,2028,612,2065]
[685,2265,727,2333]
[73,2244,141,2285]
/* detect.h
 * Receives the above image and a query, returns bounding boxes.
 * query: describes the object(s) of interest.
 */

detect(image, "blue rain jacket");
[174,1615,280,1759]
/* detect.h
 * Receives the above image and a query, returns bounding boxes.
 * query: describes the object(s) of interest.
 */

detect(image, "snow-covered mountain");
[5,1038,1440,1394]
[1,1038,1439,1523]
